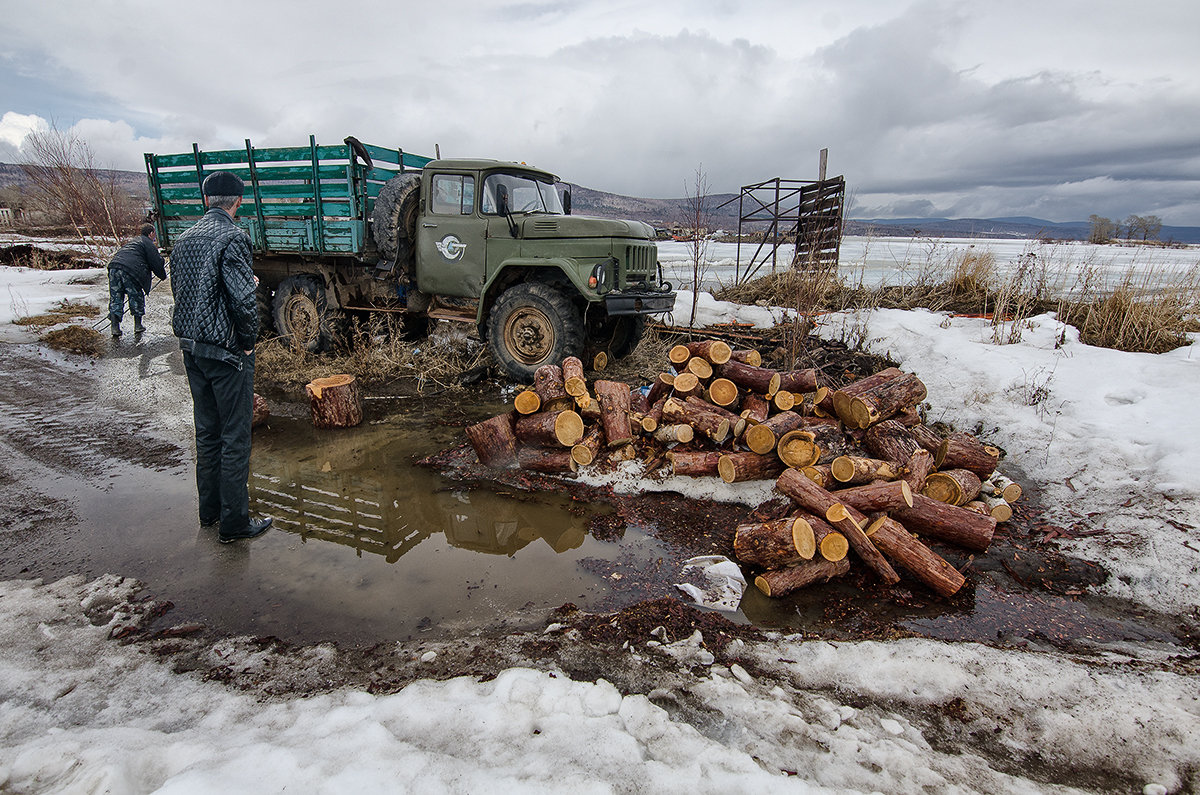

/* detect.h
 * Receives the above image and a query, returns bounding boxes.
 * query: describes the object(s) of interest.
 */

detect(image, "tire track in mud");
[0,348,185,478]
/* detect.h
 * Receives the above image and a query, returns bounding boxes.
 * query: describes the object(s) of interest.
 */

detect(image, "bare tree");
[1124,214,1162,242]
[19,122,141,248]
[1087,214,1116,244]
[683,165,711,327]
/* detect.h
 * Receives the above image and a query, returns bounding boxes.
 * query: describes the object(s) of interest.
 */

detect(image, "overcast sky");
[1,0,1198,224]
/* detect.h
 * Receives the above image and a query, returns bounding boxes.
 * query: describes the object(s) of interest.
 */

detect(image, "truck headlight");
[590,257,616,294]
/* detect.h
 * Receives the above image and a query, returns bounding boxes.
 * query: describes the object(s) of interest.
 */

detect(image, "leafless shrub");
[1056,264,1200,353]
[40,325,106,357]
[15,299,100,328]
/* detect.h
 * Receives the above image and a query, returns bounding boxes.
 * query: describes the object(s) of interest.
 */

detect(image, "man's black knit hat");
[202,171,244,196]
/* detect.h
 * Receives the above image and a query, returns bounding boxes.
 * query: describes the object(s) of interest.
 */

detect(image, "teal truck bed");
[144,135,430,257]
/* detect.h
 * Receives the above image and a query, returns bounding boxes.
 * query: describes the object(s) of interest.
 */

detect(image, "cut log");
[707,377,740,408]
[306,374,363,428]
[891,493,997,553]
[668,450,722,477]
[909,423,943,453]
[772,390,796,412]
[744,410,807,454]
[252,393,269,428]
[866,516,966,598]
[717,359,781,396]
[983,472,1023,503]
[671,372,702,400]
[686,357,714,380]
[653,423,694,444]
[754,558,850,597]
[718,451,785,483]
[629,387,650,415]
[902,448,937,493]
[733,516,817,568]
[776,429,820,468]
[981,494,1014,522]
[561,356,587,397]
[662,397,730,443]
[791,510,849,562]
[577,392,601,421]
[594,380,633,447]
[848,372,927,429]
[729,348,762,367]
[465,412,518,468]
[740,393,771,424]
[801,464,833,489]
[775,469,901,585]
[893,406,922,427]
[571,426,605,466]
[517,446,578,475]
[514,390,542,415]
[777,368,819,393]
[684,395,746,437]
[936,431,1001,478]
[864,419,922,464]
[831,367,903,423]
[647,395,666,428]
[834,480,914,513]
[685,339,733,365]
[514,409,585,447]
[591,350,608,371]
[628,411,657,434]
[668,344,692,366]
[830,455,901,485]
[534,364,569,405]
[921,468,983,506]
[813,386,835,418]
[646,372,675,406]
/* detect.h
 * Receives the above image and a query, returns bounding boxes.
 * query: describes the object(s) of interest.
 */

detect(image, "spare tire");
[372,173,422,266]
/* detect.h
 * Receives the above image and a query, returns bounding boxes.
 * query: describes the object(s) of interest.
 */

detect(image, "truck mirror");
[563,188,572,215]
[496,184,509,215]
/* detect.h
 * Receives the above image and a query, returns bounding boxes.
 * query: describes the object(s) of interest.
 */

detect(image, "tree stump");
[305,374,363,428]
[251,393,269,428]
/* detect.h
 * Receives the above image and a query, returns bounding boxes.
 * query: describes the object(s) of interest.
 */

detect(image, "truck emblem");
[435,235,466,261]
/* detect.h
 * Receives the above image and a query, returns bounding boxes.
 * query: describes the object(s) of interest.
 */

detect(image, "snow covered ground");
[1,239,1199,793]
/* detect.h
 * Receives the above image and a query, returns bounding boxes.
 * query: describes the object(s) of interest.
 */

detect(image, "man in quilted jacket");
[107,223,167,336]
[170,170,272,544]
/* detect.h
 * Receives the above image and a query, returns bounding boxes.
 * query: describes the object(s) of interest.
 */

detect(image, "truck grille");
[623,243,656,284]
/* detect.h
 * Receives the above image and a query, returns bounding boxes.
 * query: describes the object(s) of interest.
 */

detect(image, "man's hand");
[244,349,254,355]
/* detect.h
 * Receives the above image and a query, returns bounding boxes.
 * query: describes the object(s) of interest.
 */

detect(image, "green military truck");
[144,135,675,381]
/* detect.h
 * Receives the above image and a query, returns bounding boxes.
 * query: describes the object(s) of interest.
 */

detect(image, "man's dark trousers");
[183,350,254,535]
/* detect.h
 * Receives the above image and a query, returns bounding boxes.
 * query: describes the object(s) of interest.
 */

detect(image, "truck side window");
[431,174,475,215]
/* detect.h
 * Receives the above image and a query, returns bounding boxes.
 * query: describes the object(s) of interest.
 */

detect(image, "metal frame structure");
[730,175,846,284]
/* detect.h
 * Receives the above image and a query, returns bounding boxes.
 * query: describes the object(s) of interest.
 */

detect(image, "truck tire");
[372,173,422,267]
[592,315,646,360]
[487,282,584,383]
[255,284,274,340]
[273,274,332,352]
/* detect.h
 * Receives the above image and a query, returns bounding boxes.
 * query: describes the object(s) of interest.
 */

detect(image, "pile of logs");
[464,341,1022,599]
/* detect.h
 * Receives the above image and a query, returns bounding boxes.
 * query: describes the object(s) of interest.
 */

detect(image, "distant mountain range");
[4,162,1197,244]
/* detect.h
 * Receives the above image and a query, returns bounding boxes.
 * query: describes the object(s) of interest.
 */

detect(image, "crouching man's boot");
[133,317,146,334]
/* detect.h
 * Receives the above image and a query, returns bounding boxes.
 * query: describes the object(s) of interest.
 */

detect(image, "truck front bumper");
[604,288,677,316]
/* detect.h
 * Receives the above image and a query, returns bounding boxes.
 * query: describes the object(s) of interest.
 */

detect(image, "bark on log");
[744,410,807,454]
[866,516,966,598]
[922,468,983,506]
[647,395,666,428]
[577,393,601,421]
[717,359,781,395]
[830,455,901,485]
[669,450,722,477]
[560,356,587,397]
[891,493,997,553]
[981,494,1013,522]
[893,406,922,427]
[465,412,519,468]
[801,465,833,489]
[718,451,785,483]
[684,395,745,437]
[864,419,922,464]
[740,393,771,424]
[306,374,363,428]
[629,387,650,415]
[653,423,694,444]
[514,390,542,415]
[754,558,850,597]
[662,397,730,443]
[936,431,1001,478]
[777,368,819,393]
[902,449,937,493]
[834,480,914,513]
[909,423,943,453]
[729,348,762,367]
[775,469,901,584]
[685,339,733,365]
[707,378,740,408]
[813,386,835,418]
[534,364,569,405]
[514,409,585,447]
[646,372,675,406]
[848,372,927,429]
[733,516,817,568]
[252,393,269,428]
[571,426,605,466]
[517,446,578,475]
[832,367,903,423]
[594,380,633,447]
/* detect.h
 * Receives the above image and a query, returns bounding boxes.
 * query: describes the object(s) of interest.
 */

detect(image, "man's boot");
[110,317,122,337]
[133,317,146,334]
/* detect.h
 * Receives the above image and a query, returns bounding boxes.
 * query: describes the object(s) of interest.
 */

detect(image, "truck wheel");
[273,274,331,352]
[487,283,583,382]
[255,284,274,340]
[372,173,422,267]
[593,315,646,360]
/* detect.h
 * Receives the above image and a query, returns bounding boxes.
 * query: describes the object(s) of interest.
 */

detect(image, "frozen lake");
[658,235,1200,296]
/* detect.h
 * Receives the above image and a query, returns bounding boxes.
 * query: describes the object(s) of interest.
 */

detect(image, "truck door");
[415,172,486,298]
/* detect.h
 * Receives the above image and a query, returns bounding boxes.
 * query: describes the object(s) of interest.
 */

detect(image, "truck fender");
[477,258,594,325]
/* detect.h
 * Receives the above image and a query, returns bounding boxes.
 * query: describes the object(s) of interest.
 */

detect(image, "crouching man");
[107,223,167,336]
[169,170,271,544]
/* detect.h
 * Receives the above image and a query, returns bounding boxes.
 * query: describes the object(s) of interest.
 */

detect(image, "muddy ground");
[2,303,1196,709]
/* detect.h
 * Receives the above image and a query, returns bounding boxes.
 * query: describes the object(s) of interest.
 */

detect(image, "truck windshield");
[481,172,564,215]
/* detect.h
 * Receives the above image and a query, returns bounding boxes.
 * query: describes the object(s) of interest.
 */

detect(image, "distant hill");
[3,162,1196,243]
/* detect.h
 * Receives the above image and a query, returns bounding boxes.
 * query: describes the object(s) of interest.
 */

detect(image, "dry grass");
[1055,265,1200,353]
[255,315,490,394]
[40,325,107,357]
[15,299,100,328]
